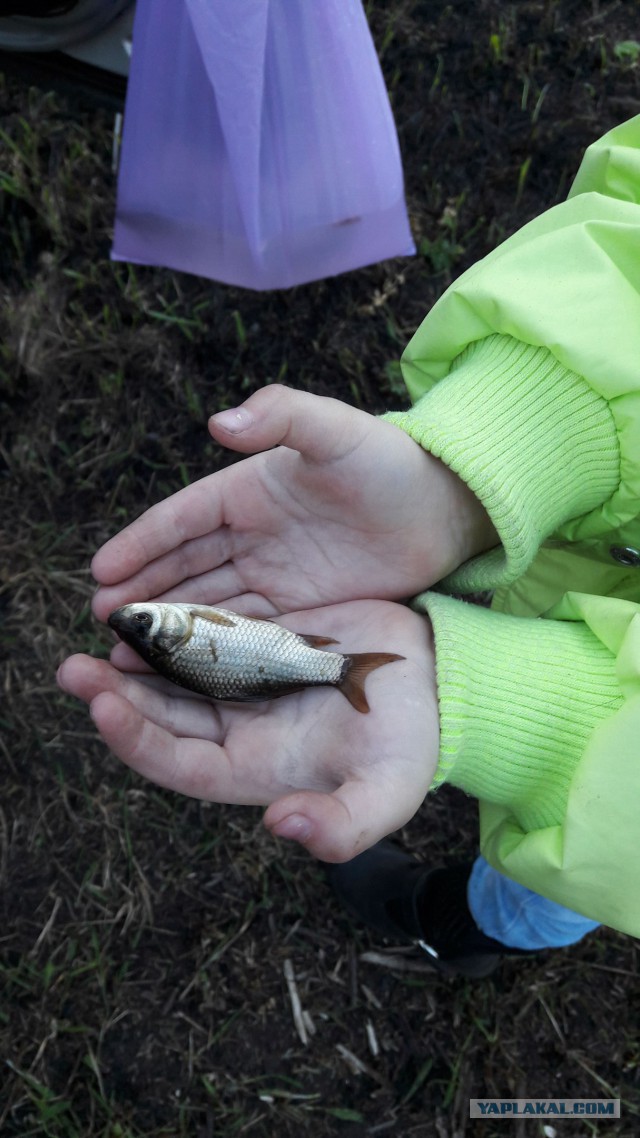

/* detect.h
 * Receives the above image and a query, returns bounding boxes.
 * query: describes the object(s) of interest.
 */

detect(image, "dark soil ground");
[2,2,640,1136]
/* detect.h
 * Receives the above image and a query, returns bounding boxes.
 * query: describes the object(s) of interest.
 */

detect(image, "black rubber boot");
[325,840,531,978]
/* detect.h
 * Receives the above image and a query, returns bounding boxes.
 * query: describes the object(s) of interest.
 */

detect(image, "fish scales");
[108,602,404,712]
[162,609,344,700]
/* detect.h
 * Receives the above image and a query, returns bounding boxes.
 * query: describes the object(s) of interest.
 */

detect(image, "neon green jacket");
[385,116,640,937]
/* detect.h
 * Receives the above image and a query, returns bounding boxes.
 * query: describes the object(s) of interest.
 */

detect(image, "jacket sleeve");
[382,119,640,936]
[418,589,640,936]
[384,116,640,593]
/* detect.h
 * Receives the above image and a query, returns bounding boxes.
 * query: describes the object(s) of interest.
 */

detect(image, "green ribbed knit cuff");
[384,335,619,592]
[416,592,623,831]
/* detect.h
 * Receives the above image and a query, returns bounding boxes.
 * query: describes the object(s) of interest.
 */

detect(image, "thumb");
[263,780,418,863]
[208,383,371,464]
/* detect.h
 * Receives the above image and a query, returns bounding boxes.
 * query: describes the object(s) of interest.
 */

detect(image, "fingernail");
[210,407,253,434]
[271,814,312,844]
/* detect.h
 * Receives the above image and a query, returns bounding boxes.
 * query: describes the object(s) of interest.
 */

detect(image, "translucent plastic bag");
[112,0,415,290]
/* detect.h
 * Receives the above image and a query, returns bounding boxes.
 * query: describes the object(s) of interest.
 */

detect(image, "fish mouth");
[107,608,129,635]
[107,606,154,643]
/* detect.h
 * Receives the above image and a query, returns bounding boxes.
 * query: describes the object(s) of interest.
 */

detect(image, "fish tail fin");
[339,652,405,713]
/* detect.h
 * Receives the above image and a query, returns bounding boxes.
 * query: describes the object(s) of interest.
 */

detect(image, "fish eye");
[132,612,153,629]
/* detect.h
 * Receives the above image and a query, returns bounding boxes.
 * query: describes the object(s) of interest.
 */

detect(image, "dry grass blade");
[283,958,309,1046]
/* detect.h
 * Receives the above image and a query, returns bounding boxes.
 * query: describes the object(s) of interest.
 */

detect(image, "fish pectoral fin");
[339,652,405,714]
[298,634,340,648]
[190,608,236,626]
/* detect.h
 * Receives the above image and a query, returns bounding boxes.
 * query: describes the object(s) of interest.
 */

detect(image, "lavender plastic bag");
[112,0,415,290]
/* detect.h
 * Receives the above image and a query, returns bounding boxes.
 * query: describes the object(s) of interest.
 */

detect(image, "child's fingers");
[263,778,418,864]
[88,691,229,799]
[109,642,155,672]
[92,559,275,625]
[90,471,230,587]
[57,655,222,741]
[209,384,371,465]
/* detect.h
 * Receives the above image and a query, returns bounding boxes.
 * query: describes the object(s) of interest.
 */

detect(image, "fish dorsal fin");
[189,607,236,626]
[339,652,405,713]
[298,634,340,648]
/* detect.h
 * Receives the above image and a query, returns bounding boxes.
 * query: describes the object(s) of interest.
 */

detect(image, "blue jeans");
[467,856,600,950]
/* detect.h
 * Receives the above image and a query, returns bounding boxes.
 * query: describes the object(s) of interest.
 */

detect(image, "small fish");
[108,602,404,713]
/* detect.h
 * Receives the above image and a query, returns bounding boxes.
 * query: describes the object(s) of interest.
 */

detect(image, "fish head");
[108,603,192,660]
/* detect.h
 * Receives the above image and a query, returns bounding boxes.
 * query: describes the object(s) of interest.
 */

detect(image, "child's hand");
[57,600,438,862]
[91,385,496,622]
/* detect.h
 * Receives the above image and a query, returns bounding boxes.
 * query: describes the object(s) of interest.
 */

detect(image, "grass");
[2,2,640,1135]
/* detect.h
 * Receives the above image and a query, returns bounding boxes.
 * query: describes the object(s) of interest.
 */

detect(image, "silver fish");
[108,602,404,713]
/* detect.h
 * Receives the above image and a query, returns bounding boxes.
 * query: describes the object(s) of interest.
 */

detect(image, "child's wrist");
[385,335,619,593]
[382,419,500,583]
